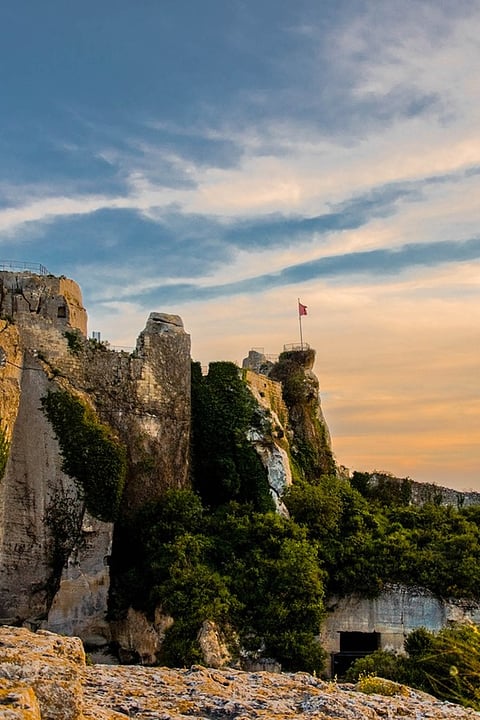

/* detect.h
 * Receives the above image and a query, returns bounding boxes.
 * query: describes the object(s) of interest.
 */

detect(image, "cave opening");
[331,631,381,677]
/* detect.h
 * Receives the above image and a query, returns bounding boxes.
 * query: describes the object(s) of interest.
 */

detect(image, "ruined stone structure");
[1,270,479,674]
[0,271,191,651]
[0,271,87,336]
[0,270,316,661]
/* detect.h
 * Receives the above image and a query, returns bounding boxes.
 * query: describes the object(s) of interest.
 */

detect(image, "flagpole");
[298,297,304,349]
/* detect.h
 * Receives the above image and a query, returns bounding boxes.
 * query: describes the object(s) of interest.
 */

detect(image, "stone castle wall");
[244,368,288,428]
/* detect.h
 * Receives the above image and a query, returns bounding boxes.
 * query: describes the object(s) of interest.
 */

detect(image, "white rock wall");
[321,584,480,664]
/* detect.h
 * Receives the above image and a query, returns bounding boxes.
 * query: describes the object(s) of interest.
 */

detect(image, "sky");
[1,0,479,490]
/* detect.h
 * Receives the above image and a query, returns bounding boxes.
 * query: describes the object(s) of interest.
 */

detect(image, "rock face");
[267,348,336,481]
[244,369,292,514]
[0,353,78,623]
[108,607,174,665]
[321,584,480,678]
[0,625,478,720]
[0,271,191,650]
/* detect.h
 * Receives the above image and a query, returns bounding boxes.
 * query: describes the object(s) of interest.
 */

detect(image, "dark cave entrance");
[331,631,381,677]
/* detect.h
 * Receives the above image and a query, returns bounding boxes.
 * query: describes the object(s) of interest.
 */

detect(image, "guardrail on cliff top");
[0,261,49,275]
[283,343,310,351]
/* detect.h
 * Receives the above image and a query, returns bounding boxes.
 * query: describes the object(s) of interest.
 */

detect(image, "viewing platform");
[283,343,310,352]
[0,261,49,275]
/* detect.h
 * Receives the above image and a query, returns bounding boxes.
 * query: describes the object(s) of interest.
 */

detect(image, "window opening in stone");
[57,305,67,318]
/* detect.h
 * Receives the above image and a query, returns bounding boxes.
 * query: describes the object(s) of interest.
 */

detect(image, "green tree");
[210,506,326,672]
[191,361,273,511]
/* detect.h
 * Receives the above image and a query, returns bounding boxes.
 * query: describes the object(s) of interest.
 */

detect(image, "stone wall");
[411,481,480,508]
[244,368,288,428]
[320,584,480,676]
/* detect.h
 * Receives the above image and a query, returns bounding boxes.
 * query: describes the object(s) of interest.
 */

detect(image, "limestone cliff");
[245,346,336,484]
[0,271,191,650]
[243,369,292,514]
[0,270,338,666]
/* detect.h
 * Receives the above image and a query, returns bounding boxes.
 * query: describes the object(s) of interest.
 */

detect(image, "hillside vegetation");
[347,623,480,711]
[108,359,480,706]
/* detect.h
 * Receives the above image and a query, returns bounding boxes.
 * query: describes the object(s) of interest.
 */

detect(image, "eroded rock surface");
[82,664,480,720]
[0,626,479,720]
[0,271,191,651]
[0,626,84,720]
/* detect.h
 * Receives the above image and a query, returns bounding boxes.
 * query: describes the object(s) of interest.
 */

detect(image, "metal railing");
[0,261,49,275]
[283,343,310,352]
[248,348,278,362]
[110,345,135,353]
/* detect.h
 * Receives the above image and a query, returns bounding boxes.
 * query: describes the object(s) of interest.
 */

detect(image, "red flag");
[298,301,307,316]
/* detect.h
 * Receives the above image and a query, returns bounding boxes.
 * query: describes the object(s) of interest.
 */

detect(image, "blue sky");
[1,0,479,489]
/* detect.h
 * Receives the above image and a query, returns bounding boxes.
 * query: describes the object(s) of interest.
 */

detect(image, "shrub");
[347,624,480,710]
[355,673,408,697]
[406,623,480,710]
[346,649,408,683]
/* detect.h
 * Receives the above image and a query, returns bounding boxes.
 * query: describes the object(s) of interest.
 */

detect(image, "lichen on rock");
[0,624,479,720]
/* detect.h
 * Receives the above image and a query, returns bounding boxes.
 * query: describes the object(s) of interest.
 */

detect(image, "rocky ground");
[0,626,479,720]
[83,663,480,720]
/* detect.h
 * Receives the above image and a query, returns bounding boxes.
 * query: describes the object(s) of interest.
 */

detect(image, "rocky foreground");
[0,627,479,720]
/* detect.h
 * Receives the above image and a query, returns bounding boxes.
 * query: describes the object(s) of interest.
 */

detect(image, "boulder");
[0,626,84,720]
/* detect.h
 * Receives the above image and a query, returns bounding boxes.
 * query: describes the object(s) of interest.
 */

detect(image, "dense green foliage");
[347,623,480,710]
[284,475,480,599]
[191,361,274,511]
[111,490,325,671]
[41,389,126,521]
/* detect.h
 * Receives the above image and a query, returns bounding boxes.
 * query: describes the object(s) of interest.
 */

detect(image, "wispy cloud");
[107,236,480,306]
[2,0,480,486]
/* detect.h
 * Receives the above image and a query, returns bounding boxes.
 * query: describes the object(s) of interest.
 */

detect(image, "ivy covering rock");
[41,388,126,522]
